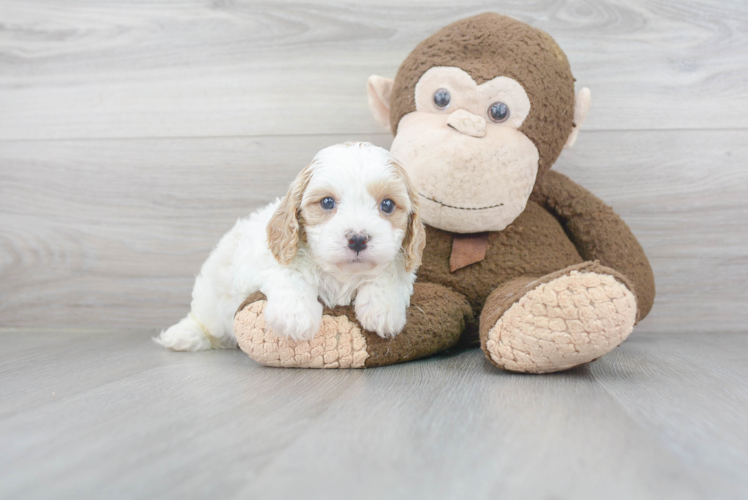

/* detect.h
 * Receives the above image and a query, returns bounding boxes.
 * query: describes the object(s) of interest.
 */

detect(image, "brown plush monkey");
[234,13,655,373]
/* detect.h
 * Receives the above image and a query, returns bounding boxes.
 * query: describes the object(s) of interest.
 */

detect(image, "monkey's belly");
[416,201,584,316]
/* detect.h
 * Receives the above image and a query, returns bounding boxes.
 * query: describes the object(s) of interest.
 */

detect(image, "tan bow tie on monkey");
[234,12,655,373]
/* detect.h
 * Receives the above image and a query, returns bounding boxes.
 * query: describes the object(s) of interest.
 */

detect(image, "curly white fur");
[156,142,424,351]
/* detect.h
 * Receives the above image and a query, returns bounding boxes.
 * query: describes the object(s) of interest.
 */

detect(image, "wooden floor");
[2,1,748,498]
[1,329,746,500]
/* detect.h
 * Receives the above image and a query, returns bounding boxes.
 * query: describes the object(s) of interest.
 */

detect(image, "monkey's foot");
[234,283,472,369]
[480,263,637,374]
[234,298,369,368]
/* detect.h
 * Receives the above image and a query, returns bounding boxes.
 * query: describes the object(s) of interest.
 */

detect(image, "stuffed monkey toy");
[233,13,655,373]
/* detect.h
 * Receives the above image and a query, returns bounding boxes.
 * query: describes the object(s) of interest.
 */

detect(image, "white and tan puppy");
[157,142,426,351]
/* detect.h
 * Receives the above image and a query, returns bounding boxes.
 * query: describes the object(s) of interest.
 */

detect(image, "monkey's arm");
[233,283,472,368]
[530,170,655,320]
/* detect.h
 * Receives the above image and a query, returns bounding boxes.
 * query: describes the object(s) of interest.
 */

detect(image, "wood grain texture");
[1,329,745,499]
[0,2,746,329]
[1,0,748,139]
[0,133,388,328]
[1,130,746,331]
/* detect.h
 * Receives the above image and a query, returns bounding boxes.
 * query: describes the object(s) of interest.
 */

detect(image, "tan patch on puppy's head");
[299,185,340,227]
[367,161,426,273]
[367,178,409,229]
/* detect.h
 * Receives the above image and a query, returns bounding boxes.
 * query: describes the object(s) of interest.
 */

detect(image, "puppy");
[156,142,426,351]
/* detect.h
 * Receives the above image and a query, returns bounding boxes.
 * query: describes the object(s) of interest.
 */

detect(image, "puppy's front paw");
[355,297,407,339]
[264,297,323,342]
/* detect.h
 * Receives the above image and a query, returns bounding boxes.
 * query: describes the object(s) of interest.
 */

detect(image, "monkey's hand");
[234,283,471,368]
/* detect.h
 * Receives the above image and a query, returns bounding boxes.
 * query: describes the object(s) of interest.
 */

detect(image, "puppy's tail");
[154,314,214,351]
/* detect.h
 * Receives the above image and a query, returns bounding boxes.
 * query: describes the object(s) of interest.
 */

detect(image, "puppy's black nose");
[347,233,368,253]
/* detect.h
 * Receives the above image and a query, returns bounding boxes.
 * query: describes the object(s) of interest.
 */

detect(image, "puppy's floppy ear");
[393,161,426,273]
[403,200,426,273]
[267,163,314,265]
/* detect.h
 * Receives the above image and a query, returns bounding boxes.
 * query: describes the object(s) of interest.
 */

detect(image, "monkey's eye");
[380,199,395,214]
[320,197,336,210]
[488,102,510,123]
[433,88,451,110]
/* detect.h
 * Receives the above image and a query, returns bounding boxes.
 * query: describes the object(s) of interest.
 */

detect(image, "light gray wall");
[1,0,746,332]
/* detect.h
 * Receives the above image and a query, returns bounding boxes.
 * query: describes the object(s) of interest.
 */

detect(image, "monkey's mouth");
[418,192,503,211]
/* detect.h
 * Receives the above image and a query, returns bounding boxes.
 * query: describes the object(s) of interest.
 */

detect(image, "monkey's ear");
[564,87,591,149]
[367,75,394,130]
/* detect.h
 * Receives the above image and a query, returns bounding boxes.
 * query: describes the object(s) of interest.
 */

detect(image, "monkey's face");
[389,67,539,234]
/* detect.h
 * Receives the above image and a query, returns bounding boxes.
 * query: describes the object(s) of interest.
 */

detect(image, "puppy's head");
[267,142,425,274]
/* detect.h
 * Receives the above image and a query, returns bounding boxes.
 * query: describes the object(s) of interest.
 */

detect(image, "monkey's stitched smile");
[419,192,503,211]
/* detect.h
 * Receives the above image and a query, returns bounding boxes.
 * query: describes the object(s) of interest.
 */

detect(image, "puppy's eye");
[433,88,451,110]
[320,197,335,210]
[380,199,395,214]
[488,102,510,123]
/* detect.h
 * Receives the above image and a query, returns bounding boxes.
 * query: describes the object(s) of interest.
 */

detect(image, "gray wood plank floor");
[1,329,746,500]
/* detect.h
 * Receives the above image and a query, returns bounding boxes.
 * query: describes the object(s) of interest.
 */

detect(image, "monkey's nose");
[447,109,486,138]
[347,233,369,253]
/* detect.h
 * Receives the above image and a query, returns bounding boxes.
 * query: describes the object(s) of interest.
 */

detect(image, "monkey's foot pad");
[484,271,637,374]
[234,284,472,368]
[234,300,369,368]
